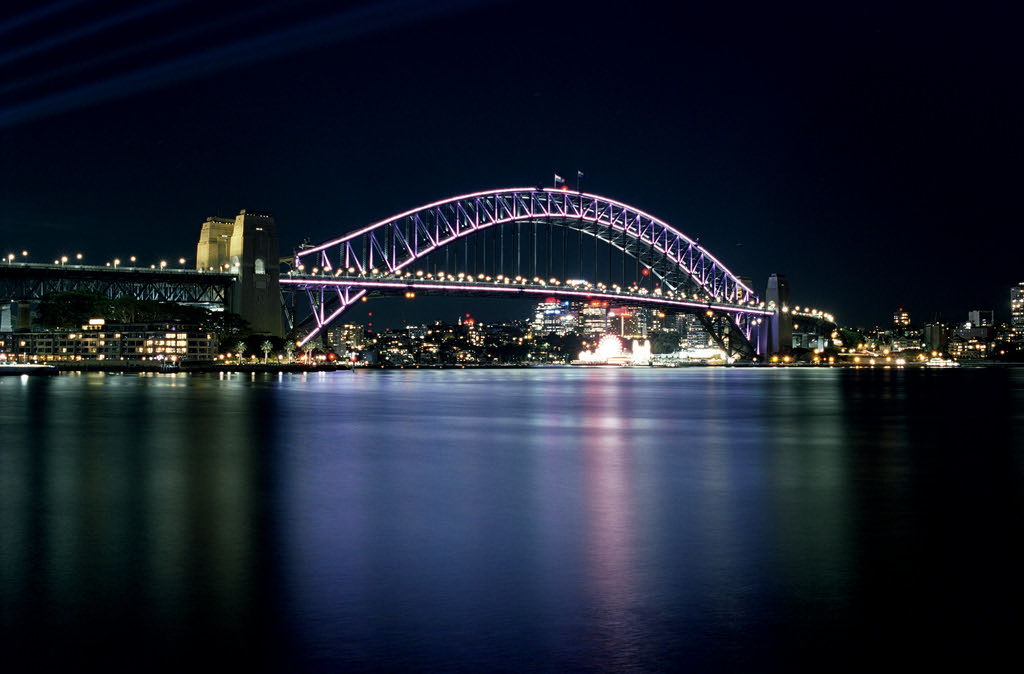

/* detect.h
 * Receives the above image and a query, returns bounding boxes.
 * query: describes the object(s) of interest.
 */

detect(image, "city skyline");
[2,0,1022,328]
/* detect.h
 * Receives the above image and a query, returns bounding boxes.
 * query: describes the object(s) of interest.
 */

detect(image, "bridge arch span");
[286,188,766,356]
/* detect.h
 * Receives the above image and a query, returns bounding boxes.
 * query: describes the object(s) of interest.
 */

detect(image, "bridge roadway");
[281,270,775,319]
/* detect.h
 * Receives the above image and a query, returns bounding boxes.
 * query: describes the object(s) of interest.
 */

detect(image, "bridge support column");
[759,273,792,356]
[17,301,32,332]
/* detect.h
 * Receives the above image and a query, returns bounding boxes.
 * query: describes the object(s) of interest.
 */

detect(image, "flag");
[577,170,585,179]
[554,174,565,184]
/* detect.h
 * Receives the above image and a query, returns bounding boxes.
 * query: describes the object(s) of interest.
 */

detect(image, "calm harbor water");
[2,366,1023,672]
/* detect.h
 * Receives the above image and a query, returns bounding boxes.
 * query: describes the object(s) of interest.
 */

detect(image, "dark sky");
[1,0,1021,329]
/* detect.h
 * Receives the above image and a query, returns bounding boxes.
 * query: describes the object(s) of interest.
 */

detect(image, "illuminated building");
[949,322,993,360]
[1012,283,1024,331]
[575,300,608,337]
[607,307,640,337]
[894,308,911,327]
[679,313,712,348]
[327,323,365,349]
[0,321,218,362]
[533,298,575,335]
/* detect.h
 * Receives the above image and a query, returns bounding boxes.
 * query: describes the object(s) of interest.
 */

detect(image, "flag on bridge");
[554,173,565,187]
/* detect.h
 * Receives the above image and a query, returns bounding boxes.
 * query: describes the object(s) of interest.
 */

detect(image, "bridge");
[0,262,232,304]
[282,187,818,360]
[2,188,837,360]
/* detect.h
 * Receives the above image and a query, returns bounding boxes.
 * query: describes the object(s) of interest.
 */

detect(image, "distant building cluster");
[855,282,1024,361]
[529,298,687,340]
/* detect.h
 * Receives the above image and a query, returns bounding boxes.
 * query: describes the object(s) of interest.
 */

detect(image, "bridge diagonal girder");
[292,188,763,345]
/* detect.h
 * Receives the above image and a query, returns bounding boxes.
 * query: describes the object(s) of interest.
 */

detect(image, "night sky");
[1,0,1021,329]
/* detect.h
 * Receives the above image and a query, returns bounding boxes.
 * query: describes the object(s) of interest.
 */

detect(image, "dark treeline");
[34,290,249,340]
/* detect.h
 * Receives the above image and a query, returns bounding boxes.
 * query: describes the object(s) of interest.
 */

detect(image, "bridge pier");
[758,273,792,356]
[196,210,283,336]
[0,301,33,333]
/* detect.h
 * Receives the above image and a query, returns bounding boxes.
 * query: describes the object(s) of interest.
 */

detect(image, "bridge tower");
[759,273,792,355]
[195,210,282,336]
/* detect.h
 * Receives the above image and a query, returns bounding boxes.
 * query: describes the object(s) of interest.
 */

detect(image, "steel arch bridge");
[282,188,774,359]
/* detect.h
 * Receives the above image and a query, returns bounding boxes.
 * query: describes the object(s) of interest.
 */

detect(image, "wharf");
[0,363,59,376]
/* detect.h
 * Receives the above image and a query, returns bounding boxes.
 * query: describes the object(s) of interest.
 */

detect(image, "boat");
[924,357,959,368]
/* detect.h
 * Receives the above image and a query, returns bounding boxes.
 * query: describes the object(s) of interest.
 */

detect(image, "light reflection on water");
[2,367,1023,672]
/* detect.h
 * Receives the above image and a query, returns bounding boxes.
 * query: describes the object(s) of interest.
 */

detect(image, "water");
[2,366,1023,672]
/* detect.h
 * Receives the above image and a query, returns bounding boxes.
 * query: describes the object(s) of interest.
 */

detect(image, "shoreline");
[6,359,1024,376]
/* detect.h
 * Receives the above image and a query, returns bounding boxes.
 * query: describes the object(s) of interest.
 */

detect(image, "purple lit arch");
[283,188,766,355]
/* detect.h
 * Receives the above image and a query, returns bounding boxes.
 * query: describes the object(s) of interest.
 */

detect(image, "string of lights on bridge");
[286,265,835,324]
[5,250,195,271]
[5,248,837,325]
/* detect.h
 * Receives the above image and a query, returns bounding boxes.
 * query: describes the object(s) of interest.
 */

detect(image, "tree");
[235,341,247,364]
[301,338,321,362]
[36,290,107,328]
[284,341,297,363]
[261,340,274,364]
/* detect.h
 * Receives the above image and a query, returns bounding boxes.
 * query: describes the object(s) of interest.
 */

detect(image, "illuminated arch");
[288,188,763,352]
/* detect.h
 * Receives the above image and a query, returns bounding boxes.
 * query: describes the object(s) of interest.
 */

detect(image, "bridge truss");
[0,264,233,305]
[284,188,770,359]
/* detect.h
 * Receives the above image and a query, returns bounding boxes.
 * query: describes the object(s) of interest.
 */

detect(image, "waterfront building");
[0,321,218,363]
[891,333,923,352]
[924,323,948,355]
[327,323,365,349]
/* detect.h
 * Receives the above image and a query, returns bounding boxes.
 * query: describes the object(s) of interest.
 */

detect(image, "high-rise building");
[968,309,994,327]
[533,298,575,335]
[680,313,712,348]
[575,300,608,337]
[894,308,911,327]
[1012,283,1024,331]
